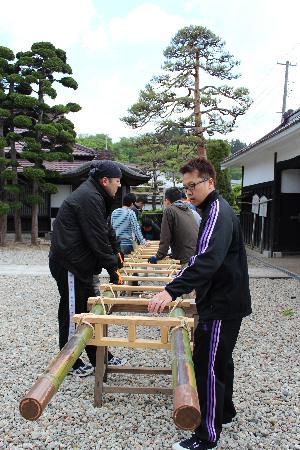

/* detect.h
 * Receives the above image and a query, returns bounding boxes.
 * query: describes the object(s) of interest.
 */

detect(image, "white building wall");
[243,155,275,186]
[51,185,72,208]
[281,169,300,193]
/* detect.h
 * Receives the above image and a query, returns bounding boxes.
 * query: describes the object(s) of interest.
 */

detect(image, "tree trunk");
[31,180,39,245]
[0,214,7,246]
[152,168,159,211]
[10,139,23,242]
[194,51,207,158]
[0,143,7,246]
[14,209,22,242]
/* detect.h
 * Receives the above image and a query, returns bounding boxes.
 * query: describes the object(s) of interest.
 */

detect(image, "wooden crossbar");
[125,255,180,263]
[73,313,194,349]
[121,268,179,275]
[88,296,195,308]
[121,275,174,283]
[123,262,181,268]
[100,284,164,292]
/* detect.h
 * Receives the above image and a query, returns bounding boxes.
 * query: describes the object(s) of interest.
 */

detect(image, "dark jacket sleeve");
[156,209,173,260]
[165,202,233,300]
[77,194,118,269]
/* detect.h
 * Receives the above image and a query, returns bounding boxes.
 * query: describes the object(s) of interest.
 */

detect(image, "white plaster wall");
[281,169,300,193]
[277,140,300,162]
[243,155,275,186]
[51,185,72,208]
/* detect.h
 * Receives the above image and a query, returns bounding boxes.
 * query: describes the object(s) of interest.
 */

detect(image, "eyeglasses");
[182,178,209,192]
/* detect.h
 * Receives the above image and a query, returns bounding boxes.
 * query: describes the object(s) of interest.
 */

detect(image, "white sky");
[1,0,299,145]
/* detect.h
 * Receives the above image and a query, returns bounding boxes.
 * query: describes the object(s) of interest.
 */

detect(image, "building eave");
[222,119,300,169]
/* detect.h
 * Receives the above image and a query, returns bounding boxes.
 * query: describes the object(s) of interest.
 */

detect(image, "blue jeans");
[121,243,134,255]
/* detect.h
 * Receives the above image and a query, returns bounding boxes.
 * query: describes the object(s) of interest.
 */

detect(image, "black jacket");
[165,191,252,320]
[50,177,119,279]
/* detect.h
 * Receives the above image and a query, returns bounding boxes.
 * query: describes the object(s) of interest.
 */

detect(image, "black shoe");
[172,435,217,450]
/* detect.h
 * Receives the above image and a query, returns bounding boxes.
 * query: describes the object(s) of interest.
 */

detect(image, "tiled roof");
[17,159,85,172]
[223,108,300,164]
[5,141,98,158]
[5,140,150,184]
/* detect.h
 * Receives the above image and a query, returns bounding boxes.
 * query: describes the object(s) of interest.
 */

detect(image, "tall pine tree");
[122,25,252,158]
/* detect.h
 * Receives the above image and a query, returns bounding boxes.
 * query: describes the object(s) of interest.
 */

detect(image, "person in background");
[181,191,202,227]
[148,187,199,266]
[111,194,150,254]
[131,195,147,221]
[148,158,252,450]
[141,217,161,241]
[49,160,126,377]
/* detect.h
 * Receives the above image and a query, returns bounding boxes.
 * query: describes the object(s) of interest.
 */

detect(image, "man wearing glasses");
[149,158,252,450]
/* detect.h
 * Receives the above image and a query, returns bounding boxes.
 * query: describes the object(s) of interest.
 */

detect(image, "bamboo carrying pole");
[169,308,201,430]
[19,303,105,421]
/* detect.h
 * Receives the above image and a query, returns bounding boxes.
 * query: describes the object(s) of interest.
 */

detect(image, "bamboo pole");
[169,308,201,431]
[19,303,105,421]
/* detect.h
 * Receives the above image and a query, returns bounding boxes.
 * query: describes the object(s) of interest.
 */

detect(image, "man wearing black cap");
[49,160,125,377]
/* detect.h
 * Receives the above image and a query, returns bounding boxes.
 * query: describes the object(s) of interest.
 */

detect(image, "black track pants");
[193,318,242,444]
[49,258,97,369]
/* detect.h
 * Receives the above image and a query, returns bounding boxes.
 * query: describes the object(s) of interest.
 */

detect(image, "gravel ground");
[0,247,299,450]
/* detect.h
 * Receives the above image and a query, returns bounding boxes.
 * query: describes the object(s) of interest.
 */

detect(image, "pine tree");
[122,25,252,158]
[15,42,80,244]
[206,139,234,205]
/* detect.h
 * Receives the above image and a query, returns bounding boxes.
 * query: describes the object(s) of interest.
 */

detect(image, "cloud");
[108,4,184,44]
[0,0,97,50]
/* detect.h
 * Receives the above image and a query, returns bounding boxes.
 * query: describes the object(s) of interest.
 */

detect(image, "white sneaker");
[70,363,95,377]
[108,356,128,366]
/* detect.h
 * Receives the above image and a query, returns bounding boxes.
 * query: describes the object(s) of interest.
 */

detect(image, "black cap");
[89,160,122,180]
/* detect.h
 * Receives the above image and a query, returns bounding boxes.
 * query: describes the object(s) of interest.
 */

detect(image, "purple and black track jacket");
[165,190,252,321]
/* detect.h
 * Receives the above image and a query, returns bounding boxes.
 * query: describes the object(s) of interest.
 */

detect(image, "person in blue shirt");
[111,194,149,254]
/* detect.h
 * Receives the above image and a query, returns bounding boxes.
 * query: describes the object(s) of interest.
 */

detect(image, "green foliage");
[0,169,17,180]
[122,25,252,148]
[23,167,45,180]
[0,46,15,61]
[0,137,7,148]
[77,133,113,151]
[24,194,44,206]
[9,201,23,210]
[6,131,21,142]
[43,151,73,162]
[1,40,80,242]
[0,157,10,165]
[4,184,21,194]
[8,93,38,108]
[230,139,247,154]
[0,107,10,118]
[13,115,33,128]
[281,308,294,317]
[232,184,241,213]
[60,77,78,89]
[40,182,58,194]
[23,138,42,151]
[50,104,68,115]
[206,139,234,205]
[66,102,81,112]
[0,201,10,216]
[35,123,59,138]
[229,167,242,180]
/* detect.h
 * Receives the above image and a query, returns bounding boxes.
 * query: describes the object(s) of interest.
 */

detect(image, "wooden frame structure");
[20,244,201,430]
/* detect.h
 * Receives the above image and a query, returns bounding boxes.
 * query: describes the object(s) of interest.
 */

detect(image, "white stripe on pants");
[68,271,76,339]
